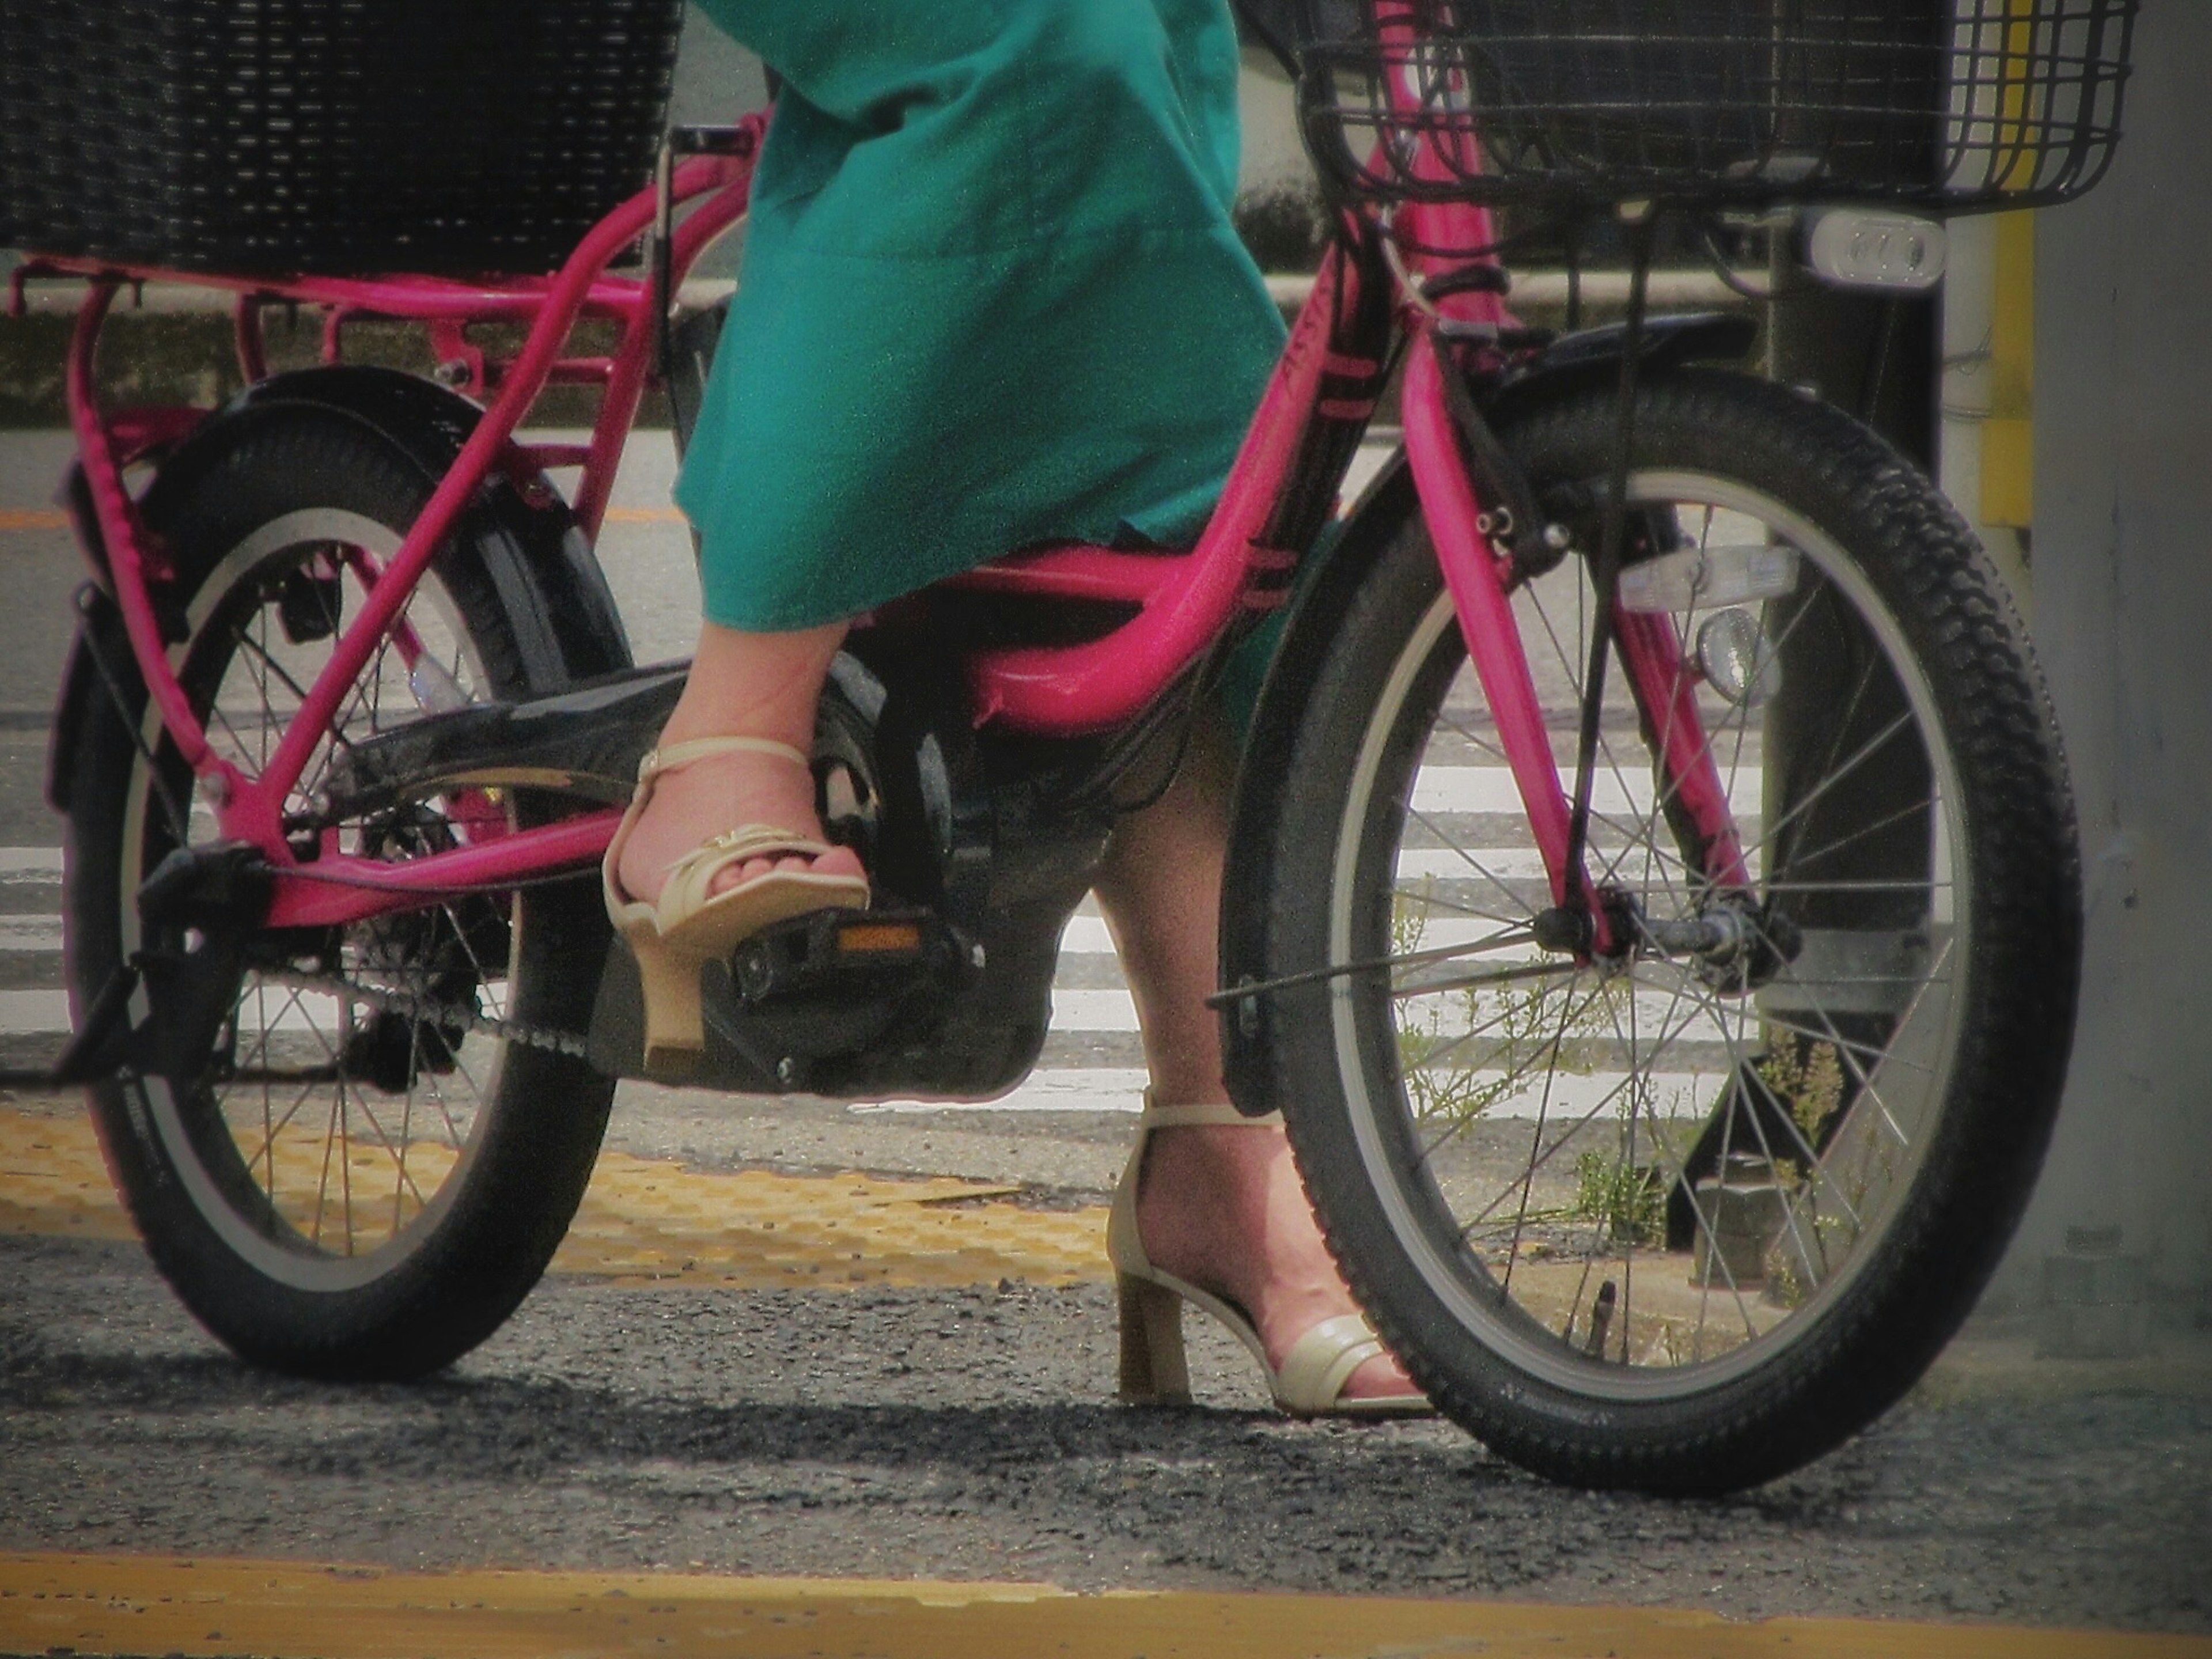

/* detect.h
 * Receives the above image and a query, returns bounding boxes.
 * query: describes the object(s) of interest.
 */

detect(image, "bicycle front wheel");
[1259,370,2079,1493]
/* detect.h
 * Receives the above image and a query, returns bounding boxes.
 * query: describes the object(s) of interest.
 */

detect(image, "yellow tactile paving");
[0,1105,135,1244]
[2,1555,2203,1659]
[0,1104,1111,1289]
[560,1155,1108,1289]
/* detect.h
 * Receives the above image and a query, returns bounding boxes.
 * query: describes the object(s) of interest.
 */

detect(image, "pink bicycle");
[14,0,2128,1491]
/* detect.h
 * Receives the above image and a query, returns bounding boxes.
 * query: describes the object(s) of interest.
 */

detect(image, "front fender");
[1498,310,1758,406]
[1218,454,1419,1115]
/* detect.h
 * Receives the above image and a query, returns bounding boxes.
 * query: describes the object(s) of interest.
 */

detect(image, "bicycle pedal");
[730,908,970,1007]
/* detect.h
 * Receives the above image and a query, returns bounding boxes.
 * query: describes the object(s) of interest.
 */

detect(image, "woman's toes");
[1339,1350,1416,1402]
[717,853,795,892]
[708,844,865,897]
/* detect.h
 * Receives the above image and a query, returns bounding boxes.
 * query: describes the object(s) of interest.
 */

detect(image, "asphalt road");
[4,1147,2210,1630]
[1,427,2207,1640]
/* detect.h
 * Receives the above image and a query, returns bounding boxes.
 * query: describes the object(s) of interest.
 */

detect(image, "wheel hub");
[1531,891,1801,992]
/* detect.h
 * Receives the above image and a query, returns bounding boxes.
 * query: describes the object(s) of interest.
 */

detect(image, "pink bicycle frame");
[43,113,1376,935]
[1370,4,1749,931]
[44,53,1748,948]
[42,132,766,931]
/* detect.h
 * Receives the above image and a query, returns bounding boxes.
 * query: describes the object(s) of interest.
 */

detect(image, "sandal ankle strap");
[639,735,811,783]
[1139,1090,1283,1129]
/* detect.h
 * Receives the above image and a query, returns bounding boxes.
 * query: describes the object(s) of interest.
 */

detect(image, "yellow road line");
[0,1104,1110,1289]
[601,505,685,523]
[2,1554,2200,1659]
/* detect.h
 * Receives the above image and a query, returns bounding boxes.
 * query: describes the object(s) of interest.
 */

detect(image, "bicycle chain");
[259,966,594,1061]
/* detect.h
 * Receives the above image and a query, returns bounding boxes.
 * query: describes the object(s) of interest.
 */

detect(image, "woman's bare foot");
[612,747,866,908]
[1093,709,1418,1407]
[1134,1120,1419,1403]
[612,618,866,908]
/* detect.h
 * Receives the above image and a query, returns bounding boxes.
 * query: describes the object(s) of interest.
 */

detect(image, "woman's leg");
[611,620,866,907]
[624,627,1408,1400]
[1093,715,1416,1403]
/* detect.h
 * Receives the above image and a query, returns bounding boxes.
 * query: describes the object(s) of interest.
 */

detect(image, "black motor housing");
[586,628,1123,1098]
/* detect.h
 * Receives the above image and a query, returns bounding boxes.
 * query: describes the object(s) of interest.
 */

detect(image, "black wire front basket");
[1296,0,2137,215]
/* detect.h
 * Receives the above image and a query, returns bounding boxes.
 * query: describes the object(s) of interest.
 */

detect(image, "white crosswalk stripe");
[0,770,1730,1116]
[0,842,70,1074]
[0,989,70,1033]
[857,1067,1153,1116]
[1,854,74,1072]
[1411,766,1762,817]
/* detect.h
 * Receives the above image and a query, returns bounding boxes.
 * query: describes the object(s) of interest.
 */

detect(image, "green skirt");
[677,0,1287,631]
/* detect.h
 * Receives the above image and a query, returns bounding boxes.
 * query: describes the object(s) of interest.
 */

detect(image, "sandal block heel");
[628,933,707,1072]
[1106,1093,1433,1418]
[1116,1273,1191,1404]
[602,735,871,1075]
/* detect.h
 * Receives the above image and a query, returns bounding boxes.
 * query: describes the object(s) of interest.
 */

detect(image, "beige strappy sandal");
[601,736,870,1070]
[1107,1095,1431,1418]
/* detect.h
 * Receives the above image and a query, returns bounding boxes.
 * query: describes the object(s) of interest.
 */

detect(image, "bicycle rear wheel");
[64,412,618,1378]
[1258,370,2079,1493]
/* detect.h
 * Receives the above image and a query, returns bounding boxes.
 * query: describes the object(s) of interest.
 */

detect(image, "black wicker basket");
[0,0,685,277]
[1296,0,2136,215]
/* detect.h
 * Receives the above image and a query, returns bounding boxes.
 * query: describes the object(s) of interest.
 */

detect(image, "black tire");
[65,413,618,1379]
[1258,370,2080,1493]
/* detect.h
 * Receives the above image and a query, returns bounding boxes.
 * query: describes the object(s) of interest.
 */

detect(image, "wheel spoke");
[1662,979,1812,1316]
[1498,974,1613,1296]
[1407,805,1544,920]
[1452,980,1712,1231]
[131,535,534,1267]
[1392,882,1527,925]
[1740,706,1913,877]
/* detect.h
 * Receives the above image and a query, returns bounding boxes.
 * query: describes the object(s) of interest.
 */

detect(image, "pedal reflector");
[838,922,923,955]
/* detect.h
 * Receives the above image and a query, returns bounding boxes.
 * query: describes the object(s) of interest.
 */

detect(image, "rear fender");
[209,367,634,685]
[47,367,635,813]
[46,591,119,816]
